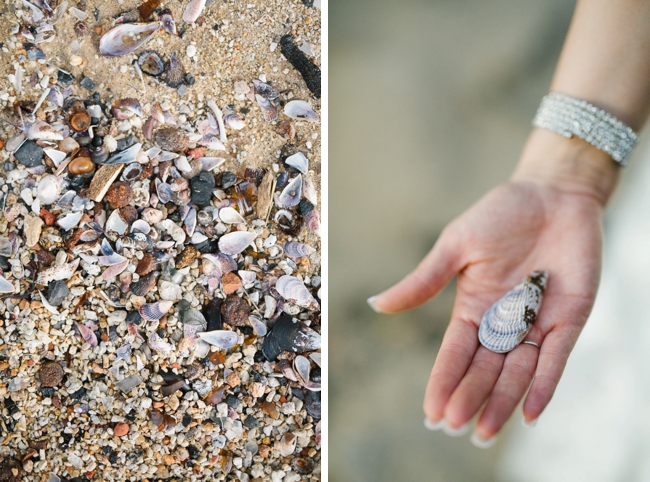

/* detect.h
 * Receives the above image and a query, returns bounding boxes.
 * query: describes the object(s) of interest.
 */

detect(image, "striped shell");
[478,271,548,353]
[183,0,206,24]
[139,300,173,321]
[275,275,319,311]
[284,242,316,259]
[197,330,239,349]
[218,231,256,256]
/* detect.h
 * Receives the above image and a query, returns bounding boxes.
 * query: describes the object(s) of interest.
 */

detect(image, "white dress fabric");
[499,150,650,482]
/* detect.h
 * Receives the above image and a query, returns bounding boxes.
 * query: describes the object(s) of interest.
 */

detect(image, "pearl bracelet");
[532,92,639,166]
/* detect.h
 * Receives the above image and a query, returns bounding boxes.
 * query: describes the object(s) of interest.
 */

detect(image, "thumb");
[368,228,464,314]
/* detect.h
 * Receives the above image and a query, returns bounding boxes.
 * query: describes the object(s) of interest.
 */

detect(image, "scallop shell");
[278,175,302,208]
[478,270,548,353]
[218,231,257,256]
[218,207,245,224]
[183,0,206,23]
[131,273,158,296]
[284,242,316,259]
[285,152,309,174]
[139,300,174,321]
[276,275,319,311]
[283,100,320,122]
[36,259,80,285]
[37,175,61,204]
[255,94,278,123]
[99,22,160,57]
[197,330,239,349]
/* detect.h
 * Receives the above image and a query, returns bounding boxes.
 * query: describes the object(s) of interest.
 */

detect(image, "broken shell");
[0,238,12,257]
[142,208,164,224]
[197,330,238,349]
[105,209,128,235]
[252,79,280,100]
[99,22,160,57]
[0,275,14,294]
[116,232,154,251]
[303,177,318,206]
[56,211,83,230]
[218,231,257,256]
[101,143,143,165]
[279,432,297,457]
[27,121,63,141]
[159,9,177,35]
[275,275,320,311]
[75,322,98,347]
[164,53,186,88]
[284,100,320,122]
[255,94,278,123]
[478,271,548,353]
[157,181,174,204]
[285,152,309,174]
[218,207,245,224]
[148,332,172,352]
[59,137,79,153]
[131,219,151,234]
[139,300,174,321]
[43,148,67,167]
[278,175,302,208]
[36,259,80,285]
[112,98,143,119]
[261,315,321,361]
[223,110,245,130]
[275,120,295,140]
[102,259,130,280]
[121,162,143,182]
[137,50,165,76]
[199,157,226,171]
[183,0,207,24]
[70,111,90,132]
[99,239,127,266]
[184,208,197,236]
[293,355,311,384]
[37,175,61,204]
[131,273,158,296]
[305,209,321,237]
[284,242,316,259]
[249,316,267,336]
[155,128,191,151]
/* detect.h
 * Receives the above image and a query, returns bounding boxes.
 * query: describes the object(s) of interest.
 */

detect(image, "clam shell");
[478,271,548,353]
[284,100,320,122]
[139,300,174,321]
[252,79,280,100]
[261,315,321,361]
[310,352,321,368]
[36,259,80,285]
[293,355,311,384]
[224,112,245,130]
[218,207,245,224]
[100,143,142,165]
[275,275,319,311]
[197,330,239,349]
[278,175,302,208]
[99,22,160,57]
[285,152,309,174]
[255,94,278,123]
[183,0,206,23]
[56,211,83,230]
[0,275,14,294]
[284,242,316,259]
[131,219,151,234]
[249,315,267,336]
[37,175,61,204]
[137,50,165,76]
[218,231,257,256]
[157,181,174,203]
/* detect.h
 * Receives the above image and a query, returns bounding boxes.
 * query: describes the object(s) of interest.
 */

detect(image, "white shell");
[303,177,318,206]
[183,0,207,24]
[36,259,80,285]
[279,432,297,457]
[37,175,61,204]
[56,211,82,230]
[218,207,245,224]
[275,275,320,311]
[131,219,151,234]
[0,275,14,294]
[285,152,309,174]
[43,148,67,167]
[106,209,128,235]
[148,332,172,352]
[199,157,226,171]
[99,23,160,57]
[28,121,63,141]
[283,100,320,122]
[218,231,257,256]
[197,330,239,349]
[478,271,548,353]
[278,175,302,208]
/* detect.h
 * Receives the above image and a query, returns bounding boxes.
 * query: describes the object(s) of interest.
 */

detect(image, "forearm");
[513,0,650,205]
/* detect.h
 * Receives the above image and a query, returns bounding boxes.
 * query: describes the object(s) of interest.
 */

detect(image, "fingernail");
[423,417,445,431]
[367,295,382,313]
[522,417,537,428]
[470,432,497,449]
[442,420,469,437]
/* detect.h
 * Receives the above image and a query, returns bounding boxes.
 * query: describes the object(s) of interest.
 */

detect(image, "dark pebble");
[253,350,265,363]
[57,69,75,88]
[203,298,222,331]
[311,367,321,383]
[240,107,250,114]
[102,446,113,455]
[220,171,237,189]
[0,256,9,271]
[108,452,119,464]
[225,394,239,408]
[48,280,70,307]
[77,136,91,146]
[194,238,219,253]
[156,328,167,338]
[188,445,200,460]
[69,175,86,190]
[0,456,23,482]
[301,0,314,5]
[91,135,103,147]
[182,413,192,427]
[243,415,259,429]
[41,387,56,397]
[80,76,97,90]
[305,390,321,420]
[279,35,321,98]
[190,171,215,207]
[126,311,142,325]
[69,387,87,400]
[240,325,253,335]
[116,134,138,152]
[14,140,43,167]
[185,73,195,85]
[220,295,250,327]
[4,162,15,171]
[276,171,289,189]
[298,199,315,216]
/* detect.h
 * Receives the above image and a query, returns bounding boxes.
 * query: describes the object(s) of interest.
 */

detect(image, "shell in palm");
[478,270,548,353]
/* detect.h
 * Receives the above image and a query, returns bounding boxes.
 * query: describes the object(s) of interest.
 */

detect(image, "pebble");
[24,214,44,248]
[175,245,199,268]
[221,295,251,326]
[80,76,97,90]
[220,171,237,189]
[186,45,197,57]
[38,362,64,387]
[114,422,129,437]
[106,181,134,209]
[47,280,70,306]
[222,272,242,294]
[68,157,95,175]
[14,140,44,166]
[190,171,215,207]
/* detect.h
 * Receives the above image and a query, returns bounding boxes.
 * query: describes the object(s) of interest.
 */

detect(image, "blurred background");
[330,0,650,481]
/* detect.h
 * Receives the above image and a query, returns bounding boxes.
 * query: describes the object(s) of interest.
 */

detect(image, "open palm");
[371,181,604,441]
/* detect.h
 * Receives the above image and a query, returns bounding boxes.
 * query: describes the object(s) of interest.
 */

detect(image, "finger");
[474,325,543,439]
[368,229,463,314]
[423,317,479,425]
[443,346,505,429]
[522,323,583,423]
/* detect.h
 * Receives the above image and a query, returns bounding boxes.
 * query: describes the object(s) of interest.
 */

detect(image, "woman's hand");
[368,131,614,444]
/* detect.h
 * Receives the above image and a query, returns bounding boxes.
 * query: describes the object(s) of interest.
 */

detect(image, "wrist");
[511,128,620,206]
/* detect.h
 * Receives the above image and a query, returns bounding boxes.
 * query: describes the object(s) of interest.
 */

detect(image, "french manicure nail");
[423,417,445,431]
[367,295,382,313]
[470,432,497,449]
[522,417,537,428]
[442,421,469,437]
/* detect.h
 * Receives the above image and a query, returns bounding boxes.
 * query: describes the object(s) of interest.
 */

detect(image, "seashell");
[139,300,174,321]
[218,207,245,224]
[255,94,278,123]
[161,219,187,246]
[197,112,220,136]
[100,143,142,165]
[164,53,186,88]
[305,209,321,237]
[284,100,320,122]
[116,344,131,362]
[278,175,302,208]
[284,242,316,259]
[74,322,98,347]
[239,270,256,286]
[310,352,321,368]
[131,273,158,296]
[478,270,548,353]
[70,156,96,174]
[199,157,226,171]
[275,275,319,311]
[102,259,130,280]
[303,177,318,206]
[293,355,311,384]
[137,50,165,76]
[183,0,206,24]
[70,111,90,132]
[249,315,267,336]
[157,181,174,204]
[28,121,63,141]
[148,332,172,352]
[223,110,245,130]
[117,233,154,251]
[0,238,12,257]
[142,208,164,224]
[59,137,79,153]
[174,155,192,173]
[275,120,296,140]
[197,330,238,349]
[0,275,14,294]
[159,9,177,35]
[99,22,160,57]
[279,432,297,457]
[56,211,83,230]
[261,315,320,360]
[184,208,197,236]
[121,162,143,182]
[155,128,191,151]
[199,135,226,151]
[104,135,118,153]
[37,175,61,204]
[132,186,150,206]
[285,152,309,174]
[105,209,128,235]
[252,79,280,100]
[99,240,127,266]
[44,148,67,166]
[90,147,109,164]
[36,259,80,285]
[218,231,257,256]
[197,207,217,225]
[131,219,151,234]
[112,98,143,119]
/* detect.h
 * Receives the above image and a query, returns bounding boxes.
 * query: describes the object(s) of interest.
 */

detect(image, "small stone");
[106,181,134,208]
[175,245,199,268]
[168,394,180,410]
[39,208,56,226]
[185,74,195,85]
[80,76,96,90]
[68,157,95,175]
[114,422,129,437]
[185,363,203,380]
[222,272,242,295]
[190,171,215,207]
[158,280,183,301]
[225,394,239,407]
[220,171,237,189]
[48,280,70,306]
[116,134,138,152]
[38,362,64,387]
[118,205,138,224]
[57,69,75,88]
[226,371,241,387]
[243,415,259,429]
[221,295,250,326]
[24,214,44,248]
[136,253,155,276]
[14,140,44,167]
[186,45,197,57]
[249,382,265,398]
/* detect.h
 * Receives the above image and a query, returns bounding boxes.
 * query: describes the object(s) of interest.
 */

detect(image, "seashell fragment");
[284,100,320,122]
[255,95,278,123]
[99,22,160,57]
[0,275,14,294]
[218,231,257,256]
[285,152,309,174]
[261,315,321,361]
[183,0,207,24]
[155,128,191,151]
[56,211,83,230]
[278,175,302,208]
[139,300,173,321]
[100,143,142,165]
[148,332,172,352]
[252,79,279,100]
[284,242,316,259]
[197,330,238,349]
[137,50,165,76]
[36,259,80,285]
[75,322,98,347]
[37,175,61,204]
[275,275,320,311]
[218,207,245,224]
[478,271,548,353]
